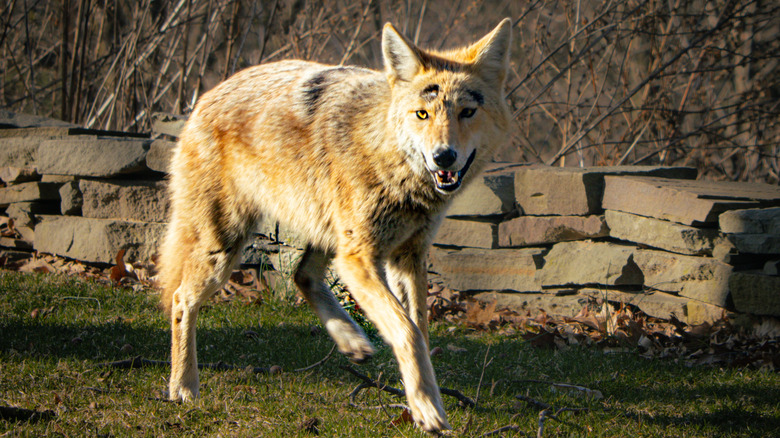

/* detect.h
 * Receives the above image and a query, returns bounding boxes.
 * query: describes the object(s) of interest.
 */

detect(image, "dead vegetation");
[2,0,778,182]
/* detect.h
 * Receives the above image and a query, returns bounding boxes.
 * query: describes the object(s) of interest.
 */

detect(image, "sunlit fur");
[159,19,512,433]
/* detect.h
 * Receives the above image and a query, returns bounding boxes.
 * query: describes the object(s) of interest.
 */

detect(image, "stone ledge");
[430,246,545,292]
[37,137,151,177]
[605,209,722,256]
[34,216,165,264]
[514,165,697,216]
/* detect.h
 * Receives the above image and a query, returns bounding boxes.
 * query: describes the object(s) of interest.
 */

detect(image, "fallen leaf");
[390,408,414,426]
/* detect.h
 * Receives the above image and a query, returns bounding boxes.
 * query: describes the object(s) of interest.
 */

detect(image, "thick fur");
[160,19,512,432]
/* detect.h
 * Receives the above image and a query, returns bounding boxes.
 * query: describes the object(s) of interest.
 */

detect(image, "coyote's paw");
[326,319,375,363]
[169,382,198,402]
[408,390,450,433]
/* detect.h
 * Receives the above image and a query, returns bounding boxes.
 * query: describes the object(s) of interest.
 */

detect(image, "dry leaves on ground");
[426,285,780,371]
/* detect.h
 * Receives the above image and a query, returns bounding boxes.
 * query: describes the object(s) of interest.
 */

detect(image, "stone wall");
[1,111,779,323]
[432,166,780,323]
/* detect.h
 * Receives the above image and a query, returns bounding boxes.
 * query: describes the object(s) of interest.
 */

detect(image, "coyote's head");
[383,19,512,195]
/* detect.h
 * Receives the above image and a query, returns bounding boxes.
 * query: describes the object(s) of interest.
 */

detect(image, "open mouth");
[430,149,476,193]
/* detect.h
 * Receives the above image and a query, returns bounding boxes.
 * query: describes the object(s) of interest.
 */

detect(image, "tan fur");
[160,19,512,432]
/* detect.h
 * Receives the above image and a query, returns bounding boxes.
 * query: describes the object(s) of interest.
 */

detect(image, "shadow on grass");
[0,315,337,372]
[2,293,777,437]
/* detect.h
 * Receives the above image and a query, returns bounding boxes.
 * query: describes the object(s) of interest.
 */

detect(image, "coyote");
[160,19,512,432]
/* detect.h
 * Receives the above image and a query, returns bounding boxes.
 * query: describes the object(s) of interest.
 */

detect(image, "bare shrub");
[1,0,777,182]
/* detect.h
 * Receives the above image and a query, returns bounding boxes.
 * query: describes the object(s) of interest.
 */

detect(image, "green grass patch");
[1,271,777,437]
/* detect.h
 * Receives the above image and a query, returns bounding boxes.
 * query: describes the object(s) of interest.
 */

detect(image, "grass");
[0,271,777,437]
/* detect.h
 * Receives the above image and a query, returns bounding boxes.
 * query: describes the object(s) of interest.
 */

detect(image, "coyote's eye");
[460,107,477,119]
[415,110,429,120]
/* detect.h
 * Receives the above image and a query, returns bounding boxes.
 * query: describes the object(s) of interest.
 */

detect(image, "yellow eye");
[415,110,429,120]
[460,107,476,119]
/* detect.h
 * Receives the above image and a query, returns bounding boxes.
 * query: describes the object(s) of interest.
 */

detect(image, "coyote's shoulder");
[161,19,513,433]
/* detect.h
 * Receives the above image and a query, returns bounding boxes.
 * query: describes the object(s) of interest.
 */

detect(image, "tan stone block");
[536,241,644,287]
[80,179,168,222]
[498,214,608,247]
[430,246,545,292]
[514,165,696,216]
[434,218,496,249]
[605,210,722,255]
[446,163,521,217]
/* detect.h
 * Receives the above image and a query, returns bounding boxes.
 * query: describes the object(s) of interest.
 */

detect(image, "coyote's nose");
[432,147,457,168]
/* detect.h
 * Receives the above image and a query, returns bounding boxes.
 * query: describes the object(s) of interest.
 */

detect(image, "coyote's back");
[160,19,513,433]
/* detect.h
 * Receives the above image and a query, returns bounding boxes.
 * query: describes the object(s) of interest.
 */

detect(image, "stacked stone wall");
[1,111,778,323]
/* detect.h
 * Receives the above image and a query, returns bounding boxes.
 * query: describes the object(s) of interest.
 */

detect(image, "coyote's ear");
[469,18,513,87]
[382,23,423,84]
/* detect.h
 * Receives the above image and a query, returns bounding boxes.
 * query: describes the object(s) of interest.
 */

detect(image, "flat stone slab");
[498,214,608,247]
[719,207,780,234]
[580,288,725,324]
[603,176,780,225]
[446,163,522,217]
[0,182,60,206]
[0,138,41,169]
[514,165,697,216]
[80,179,168,222]
[632,249,732,306]
[37,136,151,177]
[536,241,644,287]
[434,218,496,249]
[430,246,545,292]
[34,216,165,264]
[473,291,588,318]
[0,110,78,129]
[605,209,722,255]
[729,272,780,317]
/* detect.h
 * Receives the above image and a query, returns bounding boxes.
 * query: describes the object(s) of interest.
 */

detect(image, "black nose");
[432,148,457,168]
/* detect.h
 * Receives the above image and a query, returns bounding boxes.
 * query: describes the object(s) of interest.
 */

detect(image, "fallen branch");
[339,365,475,408]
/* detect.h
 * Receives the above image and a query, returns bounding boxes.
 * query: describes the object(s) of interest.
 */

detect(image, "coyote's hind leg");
[166,224,246,401]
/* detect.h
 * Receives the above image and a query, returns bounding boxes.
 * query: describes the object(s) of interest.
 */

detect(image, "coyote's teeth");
[434,170,458,186]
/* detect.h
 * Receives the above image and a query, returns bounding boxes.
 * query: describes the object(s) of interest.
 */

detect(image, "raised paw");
[325,319,375,363]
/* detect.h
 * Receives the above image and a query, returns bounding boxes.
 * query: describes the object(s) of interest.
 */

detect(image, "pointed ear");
[469,18,513,87]
[382,23,423,83]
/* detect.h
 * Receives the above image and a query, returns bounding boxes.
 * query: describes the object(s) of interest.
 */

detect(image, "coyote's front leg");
[334,247,449,432]
[384,233,432,347]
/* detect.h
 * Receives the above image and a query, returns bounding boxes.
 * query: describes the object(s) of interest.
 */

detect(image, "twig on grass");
[293,344,336,372]
[515,394,588,437]
[480,424,525,437]
[339,365,475,408]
